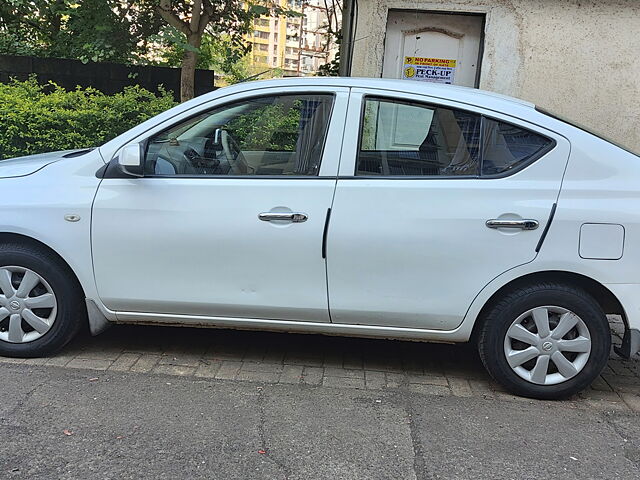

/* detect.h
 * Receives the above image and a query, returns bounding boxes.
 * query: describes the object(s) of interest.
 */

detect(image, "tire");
[478,282,611,400]
[0,242,85,357]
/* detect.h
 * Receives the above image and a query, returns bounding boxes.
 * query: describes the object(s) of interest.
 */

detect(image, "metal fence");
[0,55,215,101]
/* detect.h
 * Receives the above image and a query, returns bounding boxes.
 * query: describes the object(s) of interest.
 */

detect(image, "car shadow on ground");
[72,322,487,377]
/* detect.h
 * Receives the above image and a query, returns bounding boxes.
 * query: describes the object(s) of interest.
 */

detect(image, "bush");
[0,77,177,159]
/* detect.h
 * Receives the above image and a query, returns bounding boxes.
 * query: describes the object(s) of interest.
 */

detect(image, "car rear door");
[326,89,570,329]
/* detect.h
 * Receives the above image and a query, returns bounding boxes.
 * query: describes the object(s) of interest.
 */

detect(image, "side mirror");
[116,143,144,177]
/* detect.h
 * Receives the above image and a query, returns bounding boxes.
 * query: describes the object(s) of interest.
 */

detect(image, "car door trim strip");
[322,208,332,259]
[535,202,557,253]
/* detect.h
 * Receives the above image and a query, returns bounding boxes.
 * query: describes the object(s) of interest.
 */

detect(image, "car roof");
[211,76,536,113]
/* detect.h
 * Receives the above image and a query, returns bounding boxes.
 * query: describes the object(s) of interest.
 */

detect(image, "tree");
[157,31,283,85]
[0,0,70,57]
[317,0,343,77]
[0,1,305,98]
[152,1,297,101]
[64,0,156,63]
[0,1,162,63]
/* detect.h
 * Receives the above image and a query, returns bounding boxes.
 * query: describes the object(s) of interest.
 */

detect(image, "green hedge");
[0,77,177,160]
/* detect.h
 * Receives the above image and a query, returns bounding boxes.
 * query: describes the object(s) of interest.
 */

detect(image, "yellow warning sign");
[402,57,457,84]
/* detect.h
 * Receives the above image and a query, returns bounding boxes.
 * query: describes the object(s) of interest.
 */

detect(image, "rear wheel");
[478,282,611,399]
[0,243,84,357]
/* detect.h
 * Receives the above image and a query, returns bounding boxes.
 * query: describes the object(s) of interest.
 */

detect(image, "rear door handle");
[259,212,308,223]
[486,219,539,230]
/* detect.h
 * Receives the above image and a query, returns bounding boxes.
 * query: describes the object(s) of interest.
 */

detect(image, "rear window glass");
[357,97,481,176]
[356,96,555,177]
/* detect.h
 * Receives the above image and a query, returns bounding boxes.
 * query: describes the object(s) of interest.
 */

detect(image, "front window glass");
[144,94,333,176]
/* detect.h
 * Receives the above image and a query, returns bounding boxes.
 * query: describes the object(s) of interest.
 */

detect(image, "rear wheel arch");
[477,281,611,398]
[471,270,625,342]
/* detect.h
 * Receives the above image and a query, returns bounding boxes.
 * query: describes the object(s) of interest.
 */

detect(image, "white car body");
[1,77,638,359]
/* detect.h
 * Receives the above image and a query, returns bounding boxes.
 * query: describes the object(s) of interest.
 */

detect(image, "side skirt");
[112,311,472,343]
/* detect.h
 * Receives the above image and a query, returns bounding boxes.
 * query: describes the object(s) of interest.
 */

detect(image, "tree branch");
[190,0,202,33]
[156,0,191,36]
[202,0,215,17]
[199,0,215,34]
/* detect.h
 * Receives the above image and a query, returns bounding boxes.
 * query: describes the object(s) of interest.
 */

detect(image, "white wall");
[350,0,640,151]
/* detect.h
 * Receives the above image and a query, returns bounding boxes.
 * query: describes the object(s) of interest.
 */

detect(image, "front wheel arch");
[0,232,87,305]
[0,237,89,356]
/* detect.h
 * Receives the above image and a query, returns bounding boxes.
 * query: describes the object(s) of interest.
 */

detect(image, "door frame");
[329,88,571,330]
[382,9,486,88]
[91,86,351,323]
[102,86,350,178]
[338,88,568,178]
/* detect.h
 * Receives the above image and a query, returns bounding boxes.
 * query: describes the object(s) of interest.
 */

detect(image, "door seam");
[324,88,353,323]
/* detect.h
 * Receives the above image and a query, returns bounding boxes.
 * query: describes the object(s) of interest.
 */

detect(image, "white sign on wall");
[402,56,457,84]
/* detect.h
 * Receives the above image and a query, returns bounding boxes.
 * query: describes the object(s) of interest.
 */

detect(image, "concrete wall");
[349,0,640,151]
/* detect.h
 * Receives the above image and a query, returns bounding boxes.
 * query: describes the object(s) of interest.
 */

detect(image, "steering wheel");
[220,130,250,175]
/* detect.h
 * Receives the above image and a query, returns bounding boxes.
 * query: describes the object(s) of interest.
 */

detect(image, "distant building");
[250,0,341,76]
[340,0,640,151]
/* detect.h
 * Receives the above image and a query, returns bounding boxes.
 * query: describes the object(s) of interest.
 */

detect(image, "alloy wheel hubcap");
[503,306,592,386]
[0,266,57,343]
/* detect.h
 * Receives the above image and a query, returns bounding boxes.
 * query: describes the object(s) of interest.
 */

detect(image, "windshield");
[535,106,639,157]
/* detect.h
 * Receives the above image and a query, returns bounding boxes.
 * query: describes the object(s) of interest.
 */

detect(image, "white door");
[383,11,483,87]
[92,88,348,322]
[326,91,569,330]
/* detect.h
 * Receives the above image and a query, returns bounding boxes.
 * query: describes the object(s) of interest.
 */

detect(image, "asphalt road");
[1,363,638,480]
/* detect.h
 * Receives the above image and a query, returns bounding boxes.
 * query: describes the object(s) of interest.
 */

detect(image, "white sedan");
[0,78,638,399]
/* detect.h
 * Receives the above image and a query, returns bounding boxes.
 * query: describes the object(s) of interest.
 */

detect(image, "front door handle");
[259,212,308,223]
[486,219,539,230]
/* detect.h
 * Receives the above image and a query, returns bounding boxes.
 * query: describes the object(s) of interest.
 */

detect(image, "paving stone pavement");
[1,316,639,412]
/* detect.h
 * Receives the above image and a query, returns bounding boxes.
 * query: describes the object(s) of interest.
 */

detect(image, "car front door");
[326,90,570,330]
[92,87,348,322]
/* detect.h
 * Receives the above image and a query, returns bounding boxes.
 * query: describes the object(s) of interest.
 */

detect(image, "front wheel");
[478,283,611,399]
[0,243,84,357]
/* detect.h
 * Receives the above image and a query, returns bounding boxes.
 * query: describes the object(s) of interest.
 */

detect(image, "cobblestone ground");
[1,316,639,412]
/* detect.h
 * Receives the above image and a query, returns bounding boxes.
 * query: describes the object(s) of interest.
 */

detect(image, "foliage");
[0,77,176,159]
[0,0,66,57]
[0,1,163,63]
[65,0,161,64]
[205,35,254,82]
[317,36,341,77]
[154,30,241,71]
[226,102,302,151]
[206,35,285,85]
[151,29,259,86]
